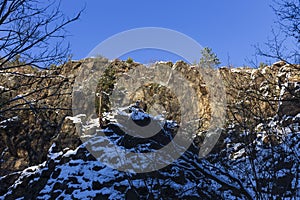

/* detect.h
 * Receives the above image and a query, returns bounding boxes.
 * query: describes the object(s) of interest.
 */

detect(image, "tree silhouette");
[256,0,299,63]
[0,0,82,170]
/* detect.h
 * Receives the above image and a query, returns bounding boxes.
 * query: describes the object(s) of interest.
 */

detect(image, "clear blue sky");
[60,0,276,67]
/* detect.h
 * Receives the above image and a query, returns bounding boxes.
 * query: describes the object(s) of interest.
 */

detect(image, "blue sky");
[60,0,276,67]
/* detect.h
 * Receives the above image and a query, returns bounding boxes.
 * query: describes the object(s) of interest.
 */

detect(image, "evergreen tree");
[199,47,221,68]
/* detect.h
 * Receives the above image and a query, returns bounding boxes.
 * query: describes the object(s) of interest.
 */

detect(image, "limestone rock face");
[0,60,85,175]
[1,105,299,199]
[220,63,300,122]
[0,58,299,199]
[1,59,299,175]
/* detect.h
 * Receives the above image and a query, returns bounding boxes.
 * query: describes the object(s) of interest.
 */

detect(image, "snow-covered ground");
[2,106,299,199]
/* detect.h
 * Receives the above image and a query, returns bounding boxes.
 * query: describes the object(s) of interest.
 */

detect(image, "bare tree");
[0,0,82,172]
[0,0,81,69]
[256,0,300,64]
[273,0,300,43]
[0,0,82,116]
[219,62,300,199]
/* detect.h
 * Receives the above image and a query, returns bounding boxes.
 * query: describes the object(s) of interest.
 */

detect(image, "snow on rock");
[1,60,300,199]
[1,109,258,200]
[66,114,87,124]
[2,107,300,199]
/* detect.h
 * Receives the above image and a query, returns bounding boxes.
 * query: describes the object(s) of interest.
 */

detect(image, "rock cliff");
[0,58,299,199]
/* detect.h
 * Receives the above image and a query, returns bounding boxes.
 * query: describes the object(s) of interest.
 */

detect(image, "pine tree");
[199,47,221,68]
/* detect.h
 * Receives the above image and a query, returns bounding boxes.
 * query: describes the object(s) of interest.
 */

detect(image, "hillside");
[0,58,299,199]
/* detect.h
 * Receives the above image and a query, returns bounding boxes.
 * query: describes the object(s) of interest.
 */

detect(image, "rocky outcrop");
[1,110,254,200]
[95,60,212,129]
[0,58,299,199]
[1,106,299,199]
[0,61,83,175]
[220,61,300,123]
